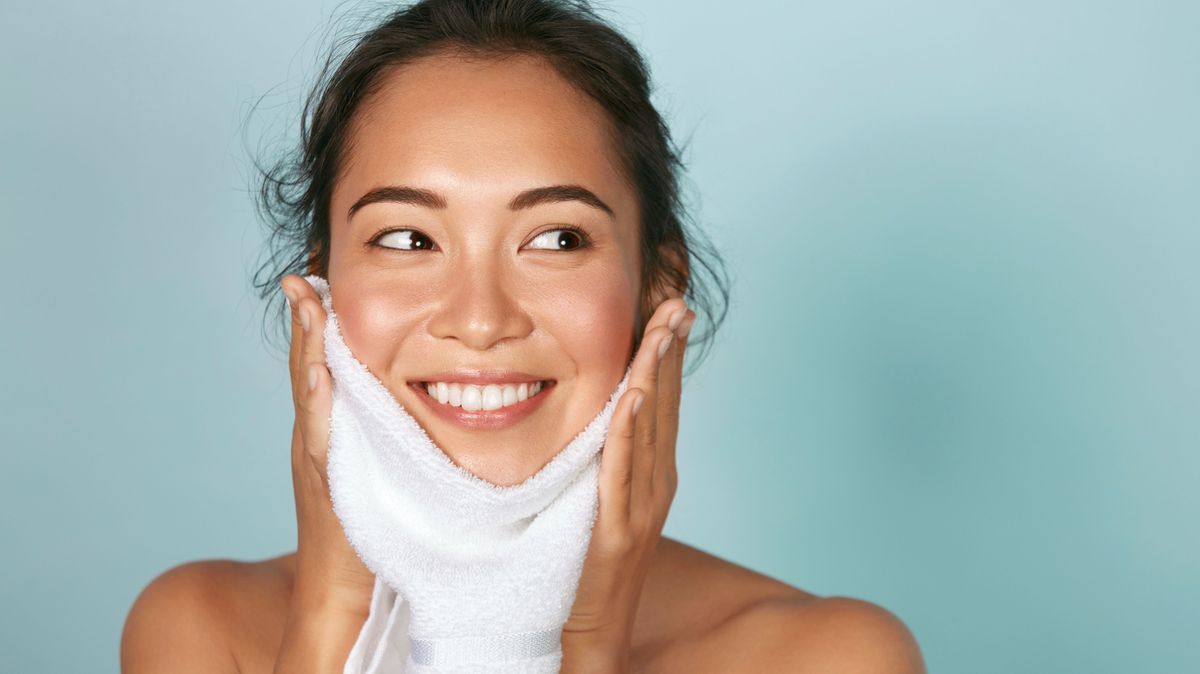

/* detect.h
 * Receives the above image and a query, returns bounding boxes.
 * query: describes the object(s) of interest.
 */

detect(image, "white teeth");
[462,385,482,411]
[422,380,549,411]
[481,384,502,411]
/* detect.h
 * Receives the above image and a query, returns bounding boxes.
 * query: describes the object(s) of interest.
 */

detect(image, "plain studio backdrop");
[2,1,1197,672]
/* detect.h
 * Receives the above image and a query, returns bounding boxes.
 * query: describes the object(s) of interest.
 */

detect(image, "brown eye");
[371,229,436,251]
[527,227,591,251]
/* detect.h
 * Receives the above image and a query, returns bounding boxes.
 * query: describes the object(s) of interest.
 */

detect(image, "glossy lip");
[407,379,557,430]
[413,369,550,385]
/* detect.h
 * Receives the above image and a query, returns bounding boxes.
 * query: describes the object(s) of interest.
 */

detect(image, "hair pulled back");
[250,0,731,375]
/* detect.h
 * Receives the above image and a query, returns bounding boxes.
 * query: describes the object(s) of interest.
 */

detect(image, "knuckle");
[295,396,311,421]
[661,396,680,417]
[642,423,657,446]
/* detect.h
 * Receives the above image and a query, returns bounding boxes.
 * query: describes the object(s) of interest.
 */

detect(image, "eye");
[526,227,593,251]
[368,228,437,251]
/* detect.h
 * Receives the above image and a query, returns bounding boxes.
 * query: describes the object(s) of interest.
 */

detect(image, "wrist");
[290,560,375,617]
[289,581,373,623]
[561,634,630,674]
[561,653,627,674]
[274,603,369,673]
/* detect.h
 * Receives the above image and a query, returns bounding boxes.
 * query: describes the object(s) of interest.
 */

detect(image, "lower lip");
[407,381,556,430]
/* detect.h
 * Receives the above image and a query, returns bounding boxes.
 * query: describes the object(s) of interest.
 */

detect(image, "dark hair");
[248,0,731,376]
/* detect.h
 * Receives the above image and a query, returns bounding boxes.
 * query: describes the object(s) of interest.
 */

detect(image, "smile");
[407,379,557,430]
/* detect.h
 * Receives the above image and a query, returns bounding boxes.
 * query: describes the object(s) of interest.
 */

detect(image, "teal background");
[2,0,1196,671]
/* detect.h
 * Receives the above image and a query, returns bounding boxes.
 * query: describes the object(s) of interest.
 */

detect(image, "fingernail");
[668,307,686,333]
[632,391,645,416]
[679,312,696,340]
[656,334,671,360]
[282,285,296,310]
[307,364,318,391]
[300,306,310,333]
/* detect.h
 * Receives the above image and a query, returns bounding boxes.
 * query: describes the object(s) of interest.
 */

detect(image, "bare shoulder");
[120,553,296,674]
[638,538,925,673]
[730,594,926,673]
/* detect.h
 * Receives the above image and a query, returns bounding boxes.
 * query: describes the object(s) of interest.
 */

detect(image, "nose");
[426,259,534,351]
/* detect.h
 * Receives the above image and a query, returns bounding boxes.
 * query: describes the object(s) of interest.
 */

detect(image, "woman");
[122,1,924,671]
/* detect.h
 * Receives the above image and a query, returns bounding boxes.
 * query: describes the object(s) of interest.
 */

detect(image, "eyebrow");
[347,184,615,220]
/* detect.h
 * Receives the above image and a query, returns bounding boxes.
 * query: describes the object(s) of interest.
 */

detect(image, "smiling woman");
[120,1,923,672]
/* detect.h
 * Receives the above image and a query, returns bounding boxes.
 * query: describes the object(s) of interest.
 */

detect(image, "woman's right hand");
[274,274,376,673]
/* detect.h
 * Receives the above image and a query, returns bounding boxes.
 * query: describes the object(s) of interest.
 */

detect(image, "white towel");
[300,275,632,673]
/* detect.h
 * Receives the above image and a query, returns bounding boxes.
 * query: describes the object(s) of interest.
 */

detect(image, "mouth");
[406,379,557,430]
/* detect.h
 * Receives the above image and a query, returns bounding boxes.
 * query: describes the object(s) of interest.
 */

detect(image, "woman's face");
[325,52,642,486]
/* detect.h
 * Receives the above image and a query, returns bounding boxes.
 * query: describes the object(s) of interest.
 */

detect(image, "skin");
[121,52,925,673]
[325,51,647,487]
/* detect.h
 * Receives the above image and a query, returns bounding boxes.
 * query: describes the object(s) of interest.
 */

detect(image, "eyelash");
[365,226,595,252]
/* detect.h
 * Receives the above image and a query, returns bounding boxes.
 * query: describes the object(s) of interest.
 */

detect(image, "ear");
[304,241,325,276]
[631,242,689,361]
[645,241,689,310]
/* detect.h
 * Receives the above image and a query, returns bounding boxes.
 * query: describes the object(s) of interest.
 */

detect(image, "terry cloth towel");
[300,275,632,673]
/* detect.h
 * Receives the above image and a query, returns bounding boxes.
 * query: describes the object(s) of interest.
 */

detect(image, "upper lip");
[410,369,554,385]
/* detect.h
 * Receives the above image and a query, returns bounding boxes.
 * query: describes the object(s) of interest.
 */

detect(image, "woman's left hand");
[562,298,697,673]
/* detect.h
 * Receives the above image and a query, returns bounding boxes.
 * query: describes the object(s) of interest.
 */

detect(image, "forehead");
[332,51,633,222]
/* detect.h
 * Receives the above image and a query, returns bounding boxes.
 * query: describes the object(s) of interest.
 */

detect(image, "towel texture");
[300,275,631,673]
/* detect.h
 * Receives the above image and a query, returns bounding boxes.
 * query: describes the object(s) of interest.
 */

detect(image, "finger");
[281,276,315,497]
[304,360,333,489]
[631,299,688,511]
[597,386,646,533]
[657,307,696,496]
[632,329,665,496]
[296,291,331,470]
[281,275,304,396]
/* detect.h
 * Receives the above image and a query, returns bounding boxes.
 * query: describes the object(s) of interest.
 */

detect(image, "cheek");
[538,274,638,376]
[331,264,638,378]
[333,282,431,370]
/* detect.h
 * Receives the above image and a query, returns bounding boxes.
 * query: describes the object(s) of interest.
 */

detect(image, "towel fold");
[300,275,631,673]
